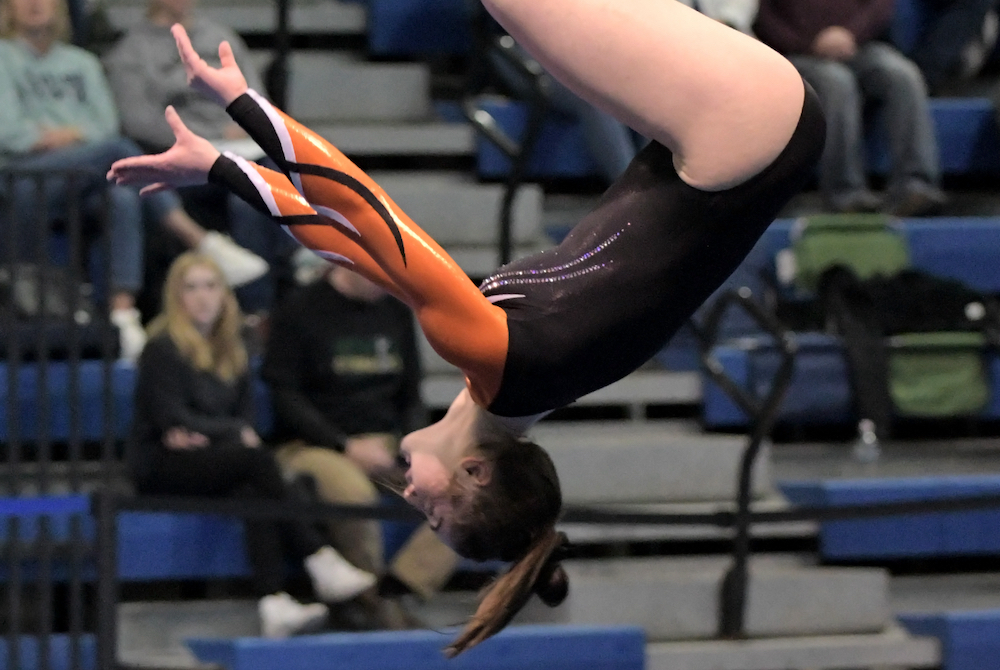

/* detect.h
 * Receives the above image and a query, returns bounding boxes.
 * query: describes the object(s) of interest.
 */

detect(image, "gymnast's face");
[399,447,457,537]
[399,423,488,543]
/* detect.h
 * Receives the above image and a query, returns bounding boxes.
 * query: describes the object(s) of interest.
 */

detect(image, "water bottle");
[851,418,881,464]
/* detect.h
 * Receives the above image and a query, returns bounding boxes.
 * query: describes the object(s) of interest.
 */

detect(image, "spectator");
[679,0,759,34]
[906,0,998,95]
[755,0,948,216]
[0,0,266,360]
[126,252,378,638]
[104,0,298,315]
[490,40,642,185]
[262,263,458,630]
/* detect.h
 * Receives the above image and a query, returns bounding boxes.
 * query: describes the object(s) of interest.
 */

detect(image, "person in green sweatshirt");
[0,0,267,360]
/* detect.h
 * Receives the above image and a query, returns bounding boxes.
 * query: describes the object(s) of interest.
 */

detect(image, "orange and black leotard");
[211,88,825,418]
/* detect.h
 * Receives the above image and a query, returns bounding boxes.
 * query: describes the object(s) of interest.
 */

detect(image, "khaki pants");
[275,440,458,599]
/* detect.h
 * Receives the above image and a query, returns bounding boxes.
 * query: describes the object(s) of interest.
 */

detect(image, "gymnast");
[108,0,824,656]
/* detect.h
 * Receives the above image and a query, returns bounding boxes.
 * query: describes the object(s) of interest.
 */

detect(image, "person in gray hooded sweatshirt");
[105,0,297,315]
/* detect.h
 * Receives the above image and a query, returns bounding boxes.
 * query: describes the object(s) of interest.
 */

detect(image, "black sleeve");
[261,297,348,451]
[208,153,275,215]
[136,338,246,443]
[208,152,327,228]
[225,92,291,173]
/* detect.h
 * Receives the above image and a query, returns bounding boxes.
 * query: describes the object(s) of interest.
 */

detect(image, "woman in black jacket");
[126,251,377,638]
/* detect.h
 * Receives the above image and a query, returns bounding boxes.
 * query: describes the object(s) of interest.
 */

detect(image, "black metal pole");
[692,290,797,639]
[498,94,546,266]
[94,492,118,670]
[269,0,292,109]
[67,172,84,493]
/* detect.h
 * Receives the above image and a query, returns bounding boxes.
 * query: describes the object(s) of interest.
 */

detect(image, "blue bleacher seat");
[0,358,273,443]
[367,0,473,56]
[779,476,1000,560]
[0,635,96,670]
[478,100,1000,182]
[187,625,646,670]
[900,610,1000,670]
[475,99,598,180]
[0,361,135,443]
[868,99,1000,177]
[117,512,251,581]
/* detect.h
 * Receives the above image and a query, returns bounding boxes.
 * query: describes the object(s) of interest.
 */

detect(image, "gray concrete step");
[105,0,366,35]
[313,122,475,157]
[518,554,890,641]
[118,600,259,668]
[368,172,544,247]
[890,572,1000,615]
[420,368,702,410]
[285,53,432,123]
[530,421,772,504]
[645,626,939,670]
[558,495,816,544]
[359,171,545,277]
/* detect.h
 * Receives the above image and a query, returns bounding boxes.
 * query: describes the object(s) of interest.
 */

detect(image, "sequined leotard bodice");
[481,88,824,416]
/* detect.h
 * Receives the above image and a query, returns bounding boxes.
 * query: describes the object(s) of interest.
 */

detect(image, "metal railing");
[462,9,550,267]
[692,288,798,637]
[1,167,117,670]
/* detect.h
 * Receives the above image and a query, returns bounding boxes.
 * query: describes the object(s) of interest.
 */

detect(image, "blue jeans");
[3,137,182,298]
[492,46,642,183]
[543,78,643,183]
[790,42,941,203]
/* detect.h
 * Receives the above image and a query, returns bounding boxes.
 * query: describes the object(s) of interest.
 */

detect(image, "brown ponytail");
[444,529,569,658]
[443,436,564,656]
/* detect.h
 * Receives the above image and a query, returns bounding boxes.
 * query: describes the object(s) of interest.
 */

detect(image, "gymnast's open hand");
[106,106,221,195]
[172,23,248,107]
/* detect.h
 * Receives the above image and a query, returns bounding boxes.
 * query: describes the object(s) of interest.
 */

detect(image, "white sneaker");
[291,246,329,286]
[305,546,377,603]
[198,231,269,288]
[258,592,328,639]
[110,307,146,362]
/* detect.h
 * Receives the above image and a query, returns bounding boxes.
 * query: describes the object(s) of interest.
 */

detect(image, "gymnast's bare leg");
[482,0,805,190]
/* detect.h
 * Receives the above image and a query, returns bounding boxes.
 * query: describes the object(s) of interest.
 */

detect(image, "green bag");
[791,213,911,293]
[889,332,990,417]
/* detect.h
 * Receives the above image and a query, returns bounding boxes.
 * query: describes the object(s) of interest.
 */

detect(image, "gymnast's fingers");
[139,183,172,195]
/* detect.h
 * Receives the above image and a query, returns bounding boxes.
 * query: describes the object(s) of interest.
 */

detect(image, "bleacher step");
[314,122,475,157]
[558,495,816,544]
[285,53,431,123]
[517,554,890,640]
[105,0,366,35]
[531,421,771,504]
[369,171,544,246]
[419,369,701,410]
[118,600,258,668]
[645,625,939,670]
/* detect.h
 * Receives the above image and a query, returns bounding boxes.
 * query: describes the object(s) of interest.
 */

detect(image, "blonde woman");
[125,252,377,638]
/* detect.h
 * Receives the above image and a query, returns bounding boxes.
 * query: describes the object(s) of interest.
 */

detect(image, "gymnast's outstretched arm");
[482,0,805,191]
[163,28,508,404]
[109,105,509,407]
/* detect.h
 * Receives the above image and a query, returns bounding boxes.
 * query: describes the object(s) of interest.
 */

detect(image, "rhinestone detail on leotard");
[479,228,624,294]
